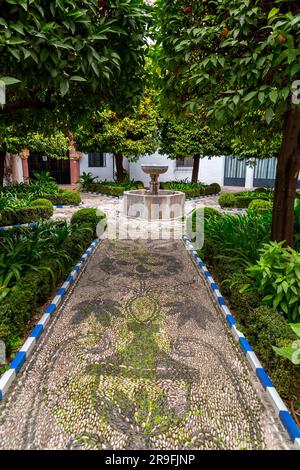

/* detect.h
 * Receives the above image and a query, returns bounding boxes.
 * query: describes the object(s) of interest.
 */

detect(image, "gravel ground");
[0,239,292,450]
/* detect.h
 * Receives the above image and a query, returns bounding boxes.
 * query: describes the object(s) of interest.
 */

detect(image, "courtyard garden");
[0,0,300,454]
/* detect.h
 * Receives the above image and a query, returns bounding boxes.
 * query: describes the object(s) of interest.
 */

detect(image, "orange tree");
[155,0,300,246]
[0,0,150,183]
[74,96,159,182]
[159,116,229,183]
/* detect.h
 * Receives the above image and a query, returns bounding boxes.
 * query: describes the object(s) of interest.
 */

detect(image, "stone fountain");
[123,164,185,220]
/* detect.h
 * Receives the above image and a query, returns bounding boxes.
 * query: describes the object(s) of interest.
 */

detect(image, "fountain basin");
[123,189,185,220]
[141,164,168,176]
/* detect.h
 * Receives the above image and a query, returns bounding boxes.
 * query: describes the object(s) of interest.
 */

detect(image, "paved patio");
[0,239,291,449]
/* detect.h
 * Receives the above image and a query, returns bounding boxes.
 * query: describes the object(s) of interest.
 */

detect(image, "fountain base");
[123,190,185,221]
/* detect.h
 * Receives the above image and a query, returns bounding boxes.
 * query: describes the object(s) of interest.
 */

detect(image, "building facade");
[4,150,300,190]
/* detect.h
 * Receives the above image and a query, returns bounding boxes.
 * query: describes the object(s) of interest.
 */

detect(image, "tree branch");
[1,100,54,114]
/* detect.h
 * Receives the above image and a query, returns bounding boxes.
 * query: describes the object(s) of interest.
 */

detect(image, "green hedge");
[71,208,106,238]
[247,199,273,213]
[161,182,221,199]
[87,181,144,197]
[219,190,273,208]
[0,219,98,355]
[218,193,236,207]
[31,198,54,208]
[45,189,81,206]
[0,206,53,227]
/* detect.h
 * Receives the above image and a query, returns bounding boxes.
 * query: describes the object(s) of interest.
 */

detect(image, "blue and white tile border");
[183,235,300,450]
[0,222,38,231]
[0,238,100,401]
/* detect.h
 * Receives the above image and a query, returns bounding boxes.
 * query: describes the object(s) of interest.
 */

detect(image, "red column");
[70,158,80,184]
[69,140,82,184]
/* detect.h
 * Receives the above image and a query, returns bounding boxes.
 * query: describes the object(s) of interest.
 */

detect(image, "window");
[176,157,194,168]
[88,152,106,167]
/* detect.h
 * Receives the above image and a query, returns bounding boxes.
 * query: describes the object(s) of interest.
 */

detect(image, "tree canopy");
[74,95,159,181]
[155,0,300,125]
[0,0,150,120]
[0,126,69,159]
[159,116,229,182]
[155,0,300,246]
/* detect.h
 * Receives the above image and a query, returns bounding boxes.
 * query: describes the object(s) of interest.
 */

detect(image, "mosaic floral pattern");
[0,240,290,449]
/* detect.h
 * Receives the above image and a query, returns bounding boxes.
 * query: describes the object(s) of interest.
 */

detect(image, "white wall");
[129,152,177,186]
[80,153,114,181]
[79,151,232,188]
[129,152,225,187]
[80,153,130,181]
[198,156,225,186]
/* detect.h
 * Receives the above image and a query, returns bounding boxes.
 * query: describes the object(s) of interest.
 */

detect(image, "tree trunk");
[271,108,300,246]
[115,153,125,182]
[0,150,5,187]
[191,155,200,184]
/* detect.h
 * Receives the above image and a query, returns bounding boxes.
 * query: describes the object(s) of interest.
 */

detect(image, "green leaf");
[10,23,25,35]
[70,76,87,82]
[258,92,265,104]
[243,91,257,102]
[268,8,279,20]
[0,76,21,85]
[289,323,300,339]
[272,346,296,363]
[60,79,69,97]
[265,107,274,124]
[269,90,278,104]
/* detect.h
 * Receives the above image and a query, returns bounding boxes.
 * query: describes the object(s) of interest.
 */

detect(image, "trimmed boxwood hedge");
[71,208,106,238]
[0,206,53,227]
[160,182,221,199]
[218,193,236,207]
[219,190,273,209]
[247,199,273,213]
[87,181,144,197]
[0,219,98,355]
[31,198,54,208]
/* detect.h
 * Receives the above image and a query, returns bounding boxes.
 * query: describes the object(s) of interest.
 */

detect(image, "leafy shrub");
[0,193,33,211]
[203,212,271,268]
[234,196,254,208]
[186,207,222,236]
[88,180,143,197]
[0,181,59,199]
[79,172,98,190]
[71,208,106,237]
[31,198,54,208]
[203,207,222,219]
[218,193,236,207]
[160,181,220,198]
[0,206,53,227]
[246,241,300,322]
[246,306,300,398]
[0,211,102,355]
[45,189,81,206]
[248,199,273,214]
[31,171,56,184]
[294,199,300,250]
[207,183,221,194]
[273,323,300,366]
[254,187,273,195]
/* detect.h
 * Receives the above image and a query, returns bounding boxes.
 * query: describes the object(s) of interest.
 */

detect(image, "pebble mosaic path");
[0,239,292,449]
